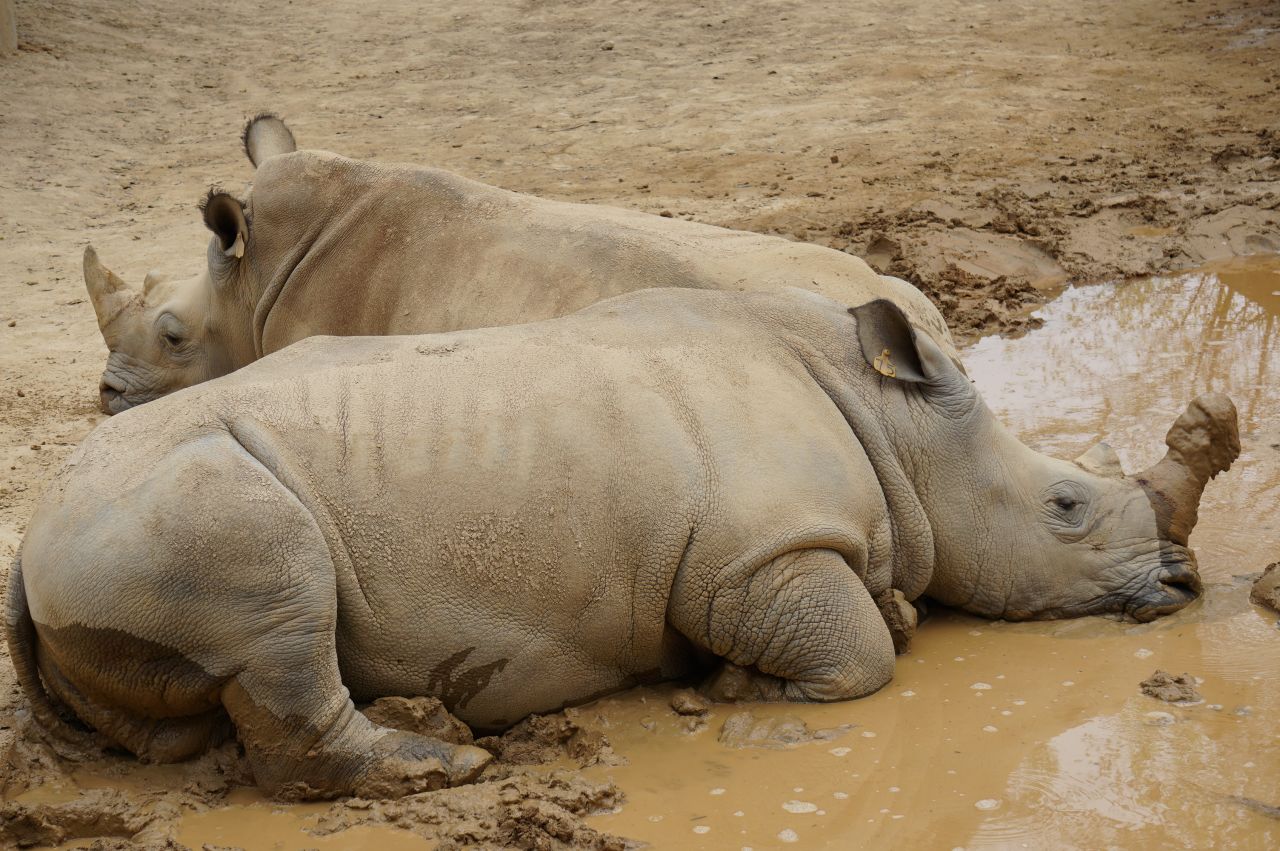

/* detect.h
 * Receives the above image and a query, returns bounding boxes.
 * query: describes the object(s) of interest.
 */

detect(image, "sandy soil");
[1,0,1278,848]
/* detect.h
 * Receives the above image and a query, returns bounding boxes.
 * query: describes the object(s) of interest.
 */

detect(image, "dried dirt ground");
[0,0,1278,847]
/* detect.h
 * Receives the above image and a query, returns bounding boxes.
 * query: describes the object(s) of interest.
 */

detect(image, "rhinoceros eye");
[1042,481,1091,538]
[156,315,188,353]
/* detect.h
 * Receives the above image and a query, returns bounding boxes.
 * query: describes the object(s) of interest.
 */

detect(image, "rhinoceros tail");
[4,554,99,749]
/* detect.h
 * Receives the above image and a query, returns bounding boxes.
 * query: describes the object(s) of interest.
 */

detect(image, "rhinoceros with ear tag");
[9,289,1236,799]
[85,114,953,414]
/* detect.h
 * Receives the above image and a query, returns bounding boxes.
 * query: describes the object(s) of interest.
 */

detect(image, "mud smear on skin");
[4,260,1278,849]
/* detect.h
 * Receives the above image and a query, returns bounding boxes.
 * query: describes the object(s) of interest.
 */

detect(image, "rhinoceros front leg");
[674,548,896,703]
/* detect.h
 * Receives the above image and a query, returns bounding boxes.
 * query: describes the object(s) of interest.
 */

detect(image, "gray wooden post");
[0,0,17,56]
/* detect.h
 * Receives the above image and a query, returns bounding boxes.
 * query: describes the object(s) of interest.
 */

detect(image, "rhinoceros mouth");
[1116,548,1202,622]
[1124,557,1202,622]
[98,375,161,415]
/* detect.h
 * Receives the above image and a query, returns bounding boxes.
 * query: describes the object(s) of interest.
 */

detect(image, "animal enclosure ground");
[0,0,1278,848]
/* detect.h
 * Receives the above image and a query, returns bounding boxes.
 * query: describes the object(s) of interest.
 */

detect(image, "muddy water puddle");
[31,258,1280,849]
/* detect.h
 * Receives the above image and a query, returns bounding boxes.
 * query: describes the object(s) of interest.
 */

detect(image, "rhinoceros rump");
[8,289,1236,799]
[86,115,955,414]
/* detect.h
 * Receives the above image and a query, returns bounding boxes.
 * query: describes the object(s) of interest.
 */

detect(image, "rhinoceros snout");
[1129,558,1202,622]
[98,376,134,415]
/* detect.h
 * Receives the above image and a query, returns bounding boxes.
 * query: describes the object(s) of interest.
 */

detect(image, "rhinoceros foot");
[351,731,492,799]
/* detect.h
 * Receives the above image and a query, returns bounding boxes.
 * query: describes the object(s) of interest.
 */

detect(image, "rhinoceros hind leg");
[210,441,491,799]
[681,548,895,703]
[221,648,491,799]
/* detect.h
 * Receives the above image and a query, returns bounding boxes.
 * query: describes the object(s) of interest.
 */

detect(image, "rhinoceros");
[87,115,954,414]
[8,288,1237,799]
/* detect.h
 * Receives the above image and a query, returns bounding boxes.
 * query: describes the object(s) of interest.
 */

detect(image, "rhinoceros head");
[86,116,297,414]
[85,192,247,414]
[850,299,1240,622]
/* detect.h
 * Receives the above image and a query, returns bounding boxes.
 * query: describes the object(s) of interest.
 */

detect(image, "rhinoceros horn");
[1134,393,1240,546]
[83,245,141,343]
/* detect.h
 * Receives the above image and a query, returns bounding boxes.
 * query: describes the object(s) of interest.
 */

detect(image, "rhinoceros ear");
[1074,442,1125,478]
[848,298,964,387]
[849,299,927,382]
[200,190,248,260]
[242,113,297,168]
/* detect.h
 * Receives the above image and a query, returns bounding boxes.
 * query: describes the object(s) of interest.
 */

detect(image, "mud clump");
[0,789,150,848]
[1250,562,1280,614]
[476,707,621,768]
[361,695,474,744]
[668,688,711,717]
[718,710,855,750]
[1140,670,1202,703]
[316,771,625,851]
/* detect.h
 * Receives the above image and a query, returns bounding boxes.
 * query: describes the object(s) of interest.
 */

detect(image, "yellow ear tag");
[873,348,897,378]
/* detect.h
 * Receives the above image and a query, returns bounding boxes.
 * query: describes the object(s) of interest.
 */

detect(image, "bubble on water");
[710,788,726,795]
[648,815,664,822]
[1013,699,1026,706]
[892,814,905,820]
[971,682,992,690]
[778,829,799,843]
[817,809,827,816]
[861,731,877,738]
[782,800,818,813]
[982,725,998,733]
[968,629,982,636]
[1245,761,1256,769]
[829,746,851,757]
[889,786,900,793]
[975,798,1001,810]
[833,792,849,800]
[879,808,890,814]
[693,825,711,834]
[954,656,965,662]
[1208,704,1223,711]
[1000,710,1012,716]
[900,689,916,697]
[1061,680,1075,687]
[1144,711,1175,726]
[793,786,804,792]
[1134,648,1154,658]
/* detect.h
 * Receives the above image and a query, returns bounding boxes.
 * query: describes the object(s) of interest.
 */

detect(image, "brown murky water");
[29,258,1280,849]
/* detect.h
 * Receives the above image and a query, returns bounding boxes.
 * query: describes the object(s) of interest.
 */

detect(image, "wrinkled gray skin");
[9,289,1238,800]
[87,115,955,414]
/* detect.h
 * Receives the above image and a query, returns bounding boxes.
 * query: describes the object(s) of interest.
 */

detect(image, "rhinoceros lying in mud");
[86,115,953,414]
[9,288,1237,799]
